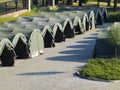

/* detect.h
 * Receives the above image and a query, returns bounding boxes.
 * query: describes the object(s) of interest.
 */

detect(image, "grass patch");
[79,58,120,80]
[0,0,12,3]
[0,17,18,24]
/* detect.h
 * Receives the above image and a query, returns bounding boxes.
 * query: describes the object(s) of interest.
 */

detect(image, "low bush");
[79,58,120,80]
[108,12,120,22]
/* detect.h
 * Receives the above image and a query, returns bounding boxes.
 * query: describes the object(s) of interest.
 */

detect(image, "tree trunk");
[41,0,45,6]
[97,0,100,6]
[79,0,82,6]
[115,46,118,59]
[32,0,38,6]
[55,0,59,5]
[114,0,118,11]
[74,0,77,2]
[67,0,73,6]
[107,0,111,6]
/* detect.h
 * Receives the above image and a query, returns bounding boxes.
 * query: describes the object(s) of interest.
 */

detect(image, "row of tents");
[0,6,108,66]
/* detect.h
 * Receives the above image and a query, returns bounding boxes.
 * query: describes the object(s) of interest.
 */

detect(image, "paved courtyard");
[0,23,120,90]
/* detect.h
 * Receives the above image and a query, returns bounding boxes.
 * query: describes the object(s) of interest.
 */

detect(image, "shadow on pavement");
[46,39,95,63]
[16,71,65,76]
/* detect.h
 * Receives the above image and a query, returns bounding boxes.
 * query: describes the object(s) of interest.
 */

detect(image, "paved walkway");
[0,23,120,90]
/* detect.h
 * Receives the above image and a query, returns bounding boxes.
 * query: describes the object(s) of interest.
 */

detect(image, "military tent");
[12,28,44,58]
[0,38,15,66]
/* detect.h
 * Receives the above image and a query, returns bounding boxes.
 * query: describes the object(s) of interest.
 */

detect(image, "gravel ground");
[0,23,120,90]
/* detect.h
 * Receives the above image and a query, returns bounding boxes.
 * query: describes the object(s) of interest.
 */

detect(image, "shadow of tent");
[46,43,94,63]
[17,71,65,76]
[46,54,89,63]
[76,39,95,44]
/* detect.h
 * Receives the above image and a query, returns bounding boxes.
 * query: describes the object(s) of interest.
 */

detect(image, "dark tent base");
[96,13,103,25]
[14,39,29,59]
[44,30,55,48]
[89,18,93,30]
[74,24,83,35]
[86,20,90,31]
[64,23,74,38]
[0,46,15,66]
[103,12,108,23]
[55,28,65,42]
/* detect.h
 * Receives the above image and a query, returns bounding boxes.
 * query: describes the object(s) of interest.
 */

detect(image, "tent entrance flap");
[55,27,64,42]
[44,30,54,48]
[0,46,15,66]
[64,23,74,38]
[75,23,83,34]
[14,38,29,59]
[96,13,103,25]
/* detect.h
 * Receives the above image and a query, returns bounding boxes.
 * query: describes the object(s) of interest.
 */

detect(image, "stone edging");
[76,71,120,83]
[0,9,28,17]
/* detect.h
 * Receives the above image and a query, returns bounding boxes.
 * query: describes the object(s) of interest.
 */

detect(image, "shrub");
[79,58,120,80]
[108,12,120,22]
[107,25,120,58]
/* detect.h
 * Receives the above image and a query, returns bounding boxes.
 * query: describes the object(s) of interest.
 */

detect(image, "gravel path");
[0,23,120,90]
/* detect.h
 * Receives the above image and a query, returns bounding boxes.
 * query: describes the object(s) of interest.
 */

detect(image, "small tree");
[107,25,120,59]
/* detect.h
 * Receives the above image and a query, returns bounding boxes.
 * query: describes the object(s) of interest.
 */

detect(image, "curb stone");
[76,71,120,83]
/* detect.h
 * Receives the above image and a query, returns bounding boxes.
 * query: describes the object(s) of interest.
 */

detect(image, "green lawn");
[0,0,12,3]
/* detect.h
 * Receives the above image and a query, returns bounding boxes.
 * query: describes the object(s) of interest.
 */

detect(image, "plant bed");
[77,58,120,82]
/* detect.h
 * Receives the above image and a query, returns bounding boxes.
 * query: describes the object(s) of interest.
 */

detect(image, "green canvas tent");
[0,28,29,59]
[0,38,15,66]
[12,28,44,58]
[5,22,25,29]
[17,17,33,22]
[37,21,65,42]
[54,13,83,34]
[48,18,74,38]
[36,12,75,38]
[12,33,29,59]
[25,24,54,48]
